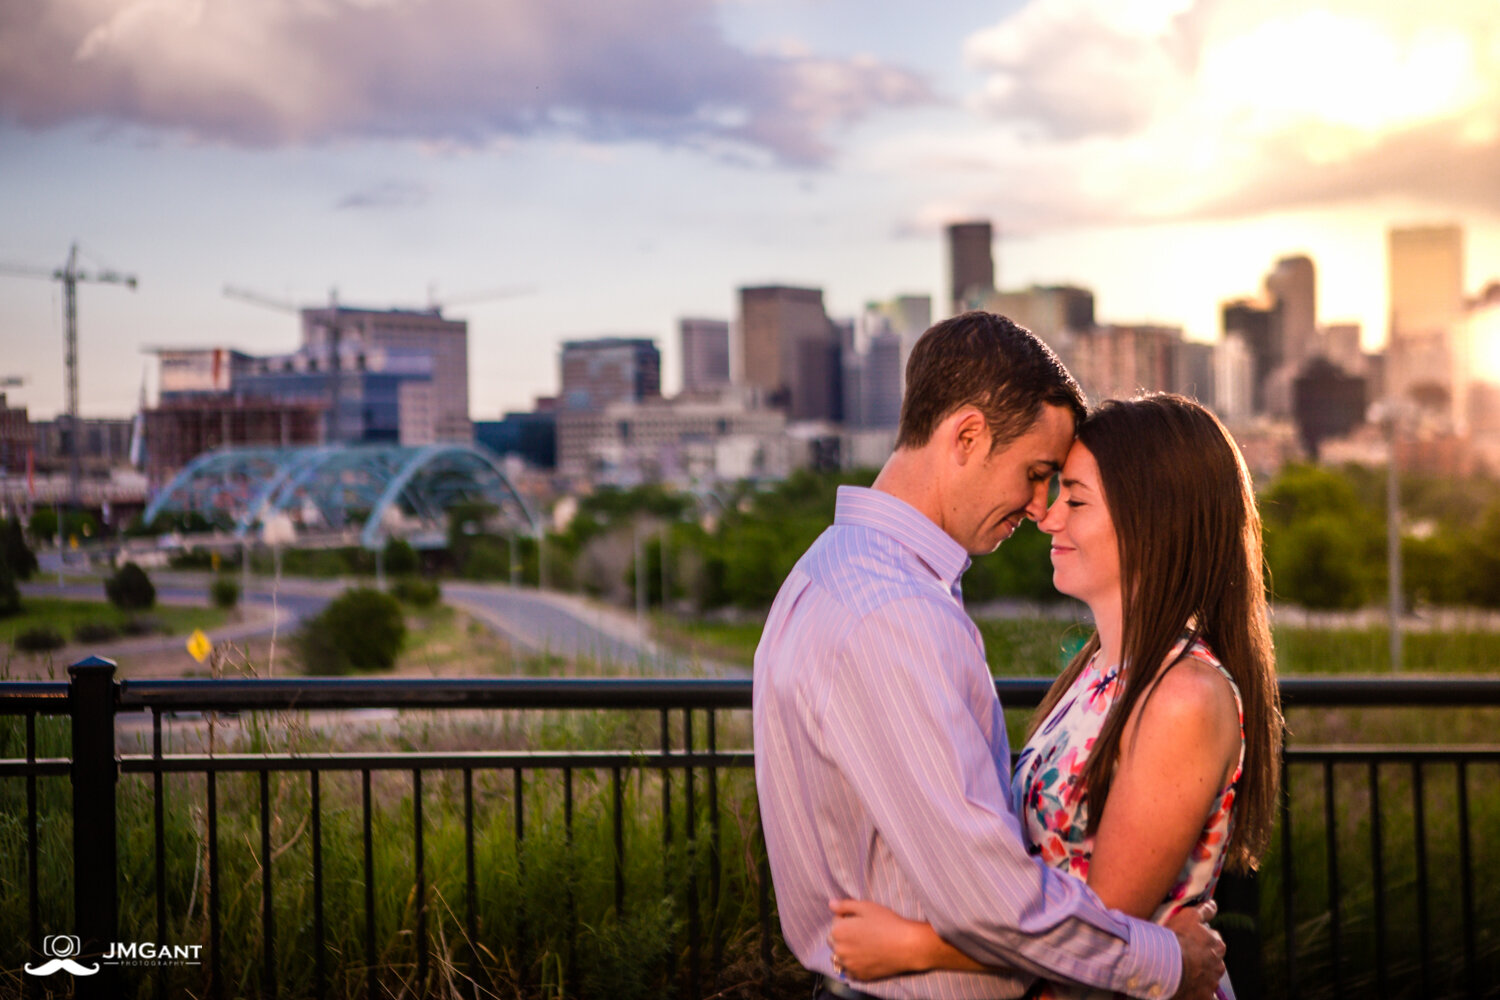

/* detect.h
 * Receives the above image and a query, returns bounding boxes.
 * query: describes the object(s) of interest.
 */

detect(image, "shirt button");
[1125,977,1140,991]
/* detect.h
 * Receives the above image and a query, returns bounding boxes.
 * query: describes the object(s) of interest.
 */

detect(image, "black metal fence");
[2,660,1498,999]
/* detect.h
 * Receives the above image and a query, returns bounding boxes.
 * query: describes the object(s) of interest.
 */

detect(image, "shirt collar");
[834,485,971,590]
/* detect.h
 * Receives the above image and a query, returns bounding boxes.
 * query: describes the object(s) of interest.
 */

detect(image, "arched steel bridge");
[142,444,536,549]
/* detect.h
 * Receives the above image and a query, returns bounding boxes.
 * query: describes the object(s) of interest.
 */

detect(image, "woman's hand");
[827,899,943,980]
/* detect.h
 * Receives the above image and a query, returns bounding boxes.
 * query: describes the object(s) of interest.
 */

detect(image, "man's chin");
[976,519,1021,554]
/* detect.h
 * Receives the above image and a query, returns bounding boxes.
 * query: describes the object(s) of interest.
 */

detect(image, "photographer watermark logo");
[25,933,203,976]
[24,935,98,977]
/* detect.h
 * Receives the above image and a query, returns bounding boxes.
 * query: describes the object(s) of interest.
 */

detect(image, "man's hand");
[1165,901,1226,1000]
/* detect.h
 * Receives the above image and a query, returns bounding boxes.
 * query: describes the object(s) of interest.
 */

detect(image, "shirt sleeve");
[818,595,1182,999]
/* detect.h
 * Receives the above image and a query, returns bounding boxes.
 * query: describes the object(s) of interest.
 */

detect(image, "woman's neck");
[1089,590,1125,670]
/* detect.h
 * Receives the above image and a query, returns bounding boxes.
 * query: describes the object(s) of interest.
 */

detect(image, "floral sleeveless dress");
[1012,636,1244,1000]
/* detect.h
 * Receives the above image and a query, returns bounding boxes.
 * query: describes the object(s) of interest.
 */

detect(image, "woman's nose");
[1037,497,1065,534]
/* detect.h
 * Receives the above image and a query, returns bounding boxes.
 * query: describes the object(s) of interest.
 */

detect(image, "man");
[753,312,1226,1000]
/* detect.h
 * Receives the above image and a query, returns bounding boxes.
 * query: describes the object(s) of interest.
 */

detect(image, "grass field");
[655,612,1500,677]
[2,602,1496,997]
[0,597,230,648]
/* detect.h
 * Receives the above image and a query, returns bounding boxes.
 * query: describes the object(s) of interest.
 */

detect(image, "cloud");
[946,0,1500,225]
[336,179,430,211]
[0,0,934,166]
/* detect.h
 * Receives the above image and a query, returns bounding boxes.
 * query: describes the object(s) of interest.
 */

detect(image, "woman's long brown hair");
[1025,393,1283,872]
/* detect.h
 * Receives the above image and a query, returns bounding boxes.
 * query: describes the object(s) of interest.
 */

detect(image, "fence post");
[1216,870,1260,1000]
[70,655,119,998]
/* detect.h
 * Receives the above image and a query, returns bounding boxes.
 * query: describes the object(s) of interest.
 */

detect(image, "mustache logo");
[24,957,100,976]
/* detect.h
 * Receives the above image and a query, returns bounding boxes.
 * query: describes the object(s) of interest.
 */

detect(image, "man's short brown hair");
[896,311,1086,452]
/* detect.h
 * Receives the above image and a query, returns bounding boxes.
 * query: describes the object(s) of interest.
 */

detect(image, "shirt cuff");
[1111,919,1182,1000]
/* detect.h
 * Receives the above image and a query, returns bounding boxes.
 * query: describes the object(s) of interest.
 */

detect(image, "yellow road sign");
[186,629,212,663]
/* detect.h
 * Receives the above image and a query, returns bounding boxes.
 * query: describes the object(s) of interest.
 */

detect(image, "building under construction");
[143,396,326,485]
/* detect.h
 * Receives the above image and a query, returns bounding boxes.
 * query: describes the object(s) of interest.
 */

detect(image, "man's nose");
[1025,480,1051,520]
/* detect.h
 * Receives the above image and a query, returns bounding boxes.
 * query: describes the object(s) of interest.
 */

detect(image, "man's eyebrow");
[1033,460,1062,473]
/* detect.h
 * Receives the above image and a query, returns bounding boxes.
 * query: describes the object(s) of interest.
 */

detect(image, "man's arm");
[820,597,1184,999]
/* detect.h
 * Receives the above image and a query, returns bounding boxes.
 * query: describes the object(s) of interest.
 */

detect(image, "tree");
[297,588,406,674]
[0,545,21,618]
[2,519,37,581]
[1267,515,1370,610]
[105,562,156,611]
[382,537,419,575]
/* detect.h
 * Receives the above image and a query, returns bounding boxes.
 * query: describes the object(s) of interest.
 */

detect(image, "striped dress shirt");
[753,486,1181,1000]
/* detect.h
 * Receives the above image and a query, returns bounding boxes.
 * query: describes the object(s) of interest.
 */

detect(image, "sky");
[3,0,1500,421]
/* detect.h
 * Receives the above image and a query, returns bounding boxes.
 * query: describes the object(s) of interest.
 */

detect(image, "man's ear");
[950,407,989,466]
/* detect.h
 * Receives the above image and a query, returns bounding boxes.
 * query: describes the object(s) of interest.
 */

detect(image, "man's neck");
[871,448,946,532]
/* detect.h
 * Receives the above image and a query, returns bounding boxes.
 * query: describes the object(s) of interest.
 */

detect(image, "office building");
[557,391,789,484]
[1222,298,1278,415]
[946,221,994,315]
[475,410,557,470]
[1067,324,1180,405]
[1215,334,1255,426]
[156,348,257,396]
[1293,358,1367,460]
[559,337,662,413]
[864,294,932,398]
[1265,255,1317,371]
[1171,341,1217,408]
[983,286,1095,344]
[0,395,34,476]
[1388,224,1465,423]
[300,305,471,442]
[844,308,904,430]
[1319,323,1365,375]
[679,318,732,395]
[738,286,840,421]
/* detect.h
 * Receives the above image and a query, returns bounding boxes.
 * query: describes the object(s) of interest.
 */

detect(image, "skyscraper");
[1223,298,1278,415]
[1265,255,1317,371]
[300,306,471,442]
[946,221,994,316]
[1388,224,1465,421]
[679,318,731,395]
[559,337,662,412]
[738,286,840,421]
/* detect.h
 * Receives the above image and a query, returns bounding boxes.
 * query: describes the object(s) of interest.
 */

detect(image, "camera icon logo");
[25,934,98,977]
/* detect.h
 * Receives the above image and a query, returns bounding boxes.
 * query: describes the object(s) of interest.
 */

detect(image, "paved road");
[22,571,743,676]
[445,582,745,677]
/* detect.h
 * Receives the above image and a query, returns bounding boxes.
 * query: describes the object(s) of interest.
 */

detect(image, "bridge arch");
[142,443,535,548]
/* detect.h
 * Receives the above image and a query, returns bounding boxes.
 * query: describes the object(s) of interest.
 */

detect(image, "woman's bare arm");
[829,659,1239,979]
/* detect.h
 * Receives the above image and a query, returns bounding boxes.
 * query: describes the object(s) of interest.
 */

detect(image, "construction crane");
[0,243,137,507]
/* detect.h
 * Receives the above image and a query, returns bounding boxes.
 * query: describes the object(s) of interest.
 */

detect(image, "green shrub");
[13,627,65,653]
[105,562,156,611]
[169,547,217,570]
[297,588,405,674]
[210,577,240,611]
[388,576,440,608]
[119,617,160,637]
[73,622,120,643]
[0,550,18,619]
[2,519,37,582]
[382,537,419,575]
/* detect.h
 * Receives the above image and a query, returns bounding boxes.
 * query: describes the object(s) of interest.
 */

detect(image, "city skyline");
[3,0,1500,421]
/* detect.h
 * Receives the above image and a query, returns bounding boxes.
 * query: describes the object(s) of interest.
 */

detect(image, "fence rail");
[2,660,1498,999]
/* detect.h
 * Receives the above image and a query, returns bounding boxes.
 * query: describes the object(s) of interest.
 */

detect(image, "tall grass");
[0,689,803,999]
[4,614,1500,998]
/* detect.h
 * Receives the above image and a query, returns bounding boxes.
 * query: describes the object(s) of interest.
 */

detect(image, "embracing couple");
[753,311,1282,1000]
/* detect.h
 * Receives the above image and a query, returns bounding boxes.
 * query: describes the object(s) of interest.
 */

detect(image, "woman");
[828,394,1282,999]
